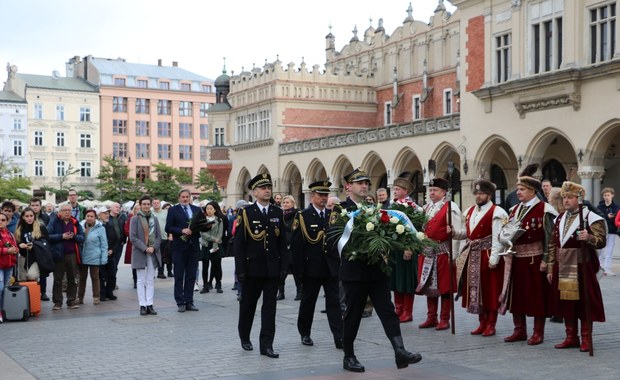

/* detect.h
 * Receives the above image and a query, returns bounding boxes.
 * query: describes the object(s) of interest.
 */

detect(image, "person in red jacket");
[0,212,19,322]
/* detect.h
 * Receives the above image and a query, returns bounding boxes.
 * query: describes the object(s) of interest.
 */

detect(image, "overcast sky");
[2,0,456,81]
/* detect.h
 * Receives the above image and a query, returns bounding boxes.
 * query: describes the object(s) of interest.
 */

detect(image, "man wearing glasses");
[67,189,86,222]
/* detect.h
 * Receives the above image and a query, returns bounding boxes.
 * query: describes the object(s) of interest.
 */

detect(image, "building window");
[56,105,64,120]
[135,98,150,114]
[180,83,191,91]
[80,162,92,177]
[590,3,616,64]
[159,81,170,90]
[79,107,91,122]
[412,95,421,120]
[136,166,150,182]
[157,122,171,137]
[179,167,193,181]
[200,124,209,139]
[179,123,192,138]
[200,146,208,161]
[384,102,392,125]
[80,133,92,148]
[56,132,65,147]
[179,101,192,116]
[113,142,128,158]
[201,84,212,93]
[236,115,246,143]
[215,127,224,146]
[34,160,43,177]
[443,89,453,115]
[56,161,66,177]
[13,119,22,130]
[34,104,42,119]
[157,100,171,115]
[530,1,563,74]
[113,119,127,135]
[137,79,148,88]
[114,77,126,86]
[495,33,512,83]
[136,143,150,159]
[248,112,257,141]
[113,97,128,112]
[259,110,270,139]
[200,102,210,117]
[179,145,192,160]
[13,140,23,156]
[158,144,171,159]
[136,121,150,136]
[34,131,43,146]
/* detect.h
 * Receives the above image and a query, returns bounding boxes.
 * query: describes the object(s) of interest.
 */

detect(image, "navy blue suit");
[165,203,201,306]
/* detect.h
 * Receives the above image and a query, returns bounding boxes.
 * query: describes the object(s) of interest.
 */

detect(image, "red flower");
[380,210,390,224]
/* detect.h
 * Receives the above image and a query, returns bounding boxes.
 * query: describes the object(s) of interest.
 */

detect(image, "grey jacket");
[129,213,162,269]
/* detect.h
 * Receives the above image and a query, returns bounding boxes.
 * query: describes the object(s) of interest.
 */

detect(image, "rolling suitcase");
[19,281,41,316]
[2,285,30,321]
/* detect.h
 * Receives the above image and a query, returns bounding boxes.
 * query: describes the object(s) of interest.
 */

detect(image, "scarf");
[138,210,155,246]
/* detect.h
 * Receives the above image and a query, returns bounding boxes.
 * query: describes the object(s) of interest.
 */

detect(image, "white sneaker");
[606,271,616,276]
[194,283,200,291]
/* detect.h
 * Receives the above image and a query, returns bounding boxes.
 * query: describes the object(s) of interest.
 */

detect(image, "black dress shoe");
[241,340,253,351]
[294,292,302,301]
[199,287,209,294]
[343,355,365,372]
[301,336,314,346]
[276,292,284,301]
[260,348,279,358]
[146,305,157,315]
[186,303,199,311]
[156,273,166,279]
[335,339,343,349]
[167,271,174,277]
[140,306,147,316]
[107,294,118,301]
[177,304,186,313]
[361,310,372,318]
[320,309,327,313]
[41,294,50,301]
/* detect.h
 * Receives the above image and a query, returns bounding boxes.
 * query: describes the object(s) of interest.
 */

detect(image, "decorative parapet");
[231,138,275,152]
[279,114,460,155]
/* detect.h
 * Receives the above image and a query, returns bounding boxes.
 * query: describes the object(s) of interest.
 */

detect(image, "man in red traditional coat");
[502,175,557,345]
[455,178,508,337]
[417,177,463,331]
[546,181,606,352]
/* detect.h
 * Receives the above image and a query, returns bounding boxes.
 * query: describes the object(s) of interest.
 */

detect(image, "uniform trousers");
[342,278,401,355]
[238,276,278,350]
[297,276,342,340]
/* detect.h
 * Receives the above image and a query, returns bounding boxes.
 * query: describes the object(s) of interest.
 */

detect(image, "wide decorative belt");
[422,240,451,257]
[513,241,542,258]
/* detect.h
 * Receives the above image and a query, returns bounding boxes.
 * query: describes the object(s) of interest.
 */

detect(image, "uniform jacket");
[233,203,288,279]
[291,205,339,278]
[79,220,108,266]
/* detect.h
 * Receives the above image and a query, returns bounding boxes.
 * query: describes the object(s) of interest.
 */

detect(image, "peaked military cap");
[309,180,332,194]
[344,168,371,184]
[429,177,449,191]
[248,173,273,190]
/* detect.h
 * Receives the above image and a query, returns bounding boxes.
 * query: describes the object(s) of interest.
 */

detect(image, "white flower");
[366,222,375,231]
[416,231,426,240]
[390,217,399,224]
[366,206,375,214]
[341,209,348,216]
[396,224,405,234]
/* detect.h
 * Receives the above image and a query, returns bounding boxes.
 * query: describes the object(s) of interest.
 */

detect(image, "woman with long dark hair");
[279,195,302,301]
[199,201,224,293]
[15,207,49,283]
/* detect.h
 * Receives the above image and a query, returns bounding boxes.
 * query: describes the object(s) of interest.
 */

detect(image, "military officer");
[234,173,288,359]
[291,180,343,349]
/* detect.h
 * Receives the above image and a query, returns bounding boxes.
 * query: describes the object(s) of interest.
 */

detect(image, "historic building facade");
[0,88,28,177]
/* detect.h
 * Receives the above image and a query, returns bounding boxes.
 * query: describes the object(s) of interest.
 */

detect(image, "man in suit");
[165,189,201,312]
[331,168,422,373]
[291,180,342,349]
[234,173,288,359]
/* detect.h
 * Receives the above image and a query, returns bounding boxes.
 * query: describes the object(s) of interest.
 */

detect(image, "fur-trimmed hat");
[392,177,413,193]
[429,177,449,191]
[517,176,542,192]
[309,180,332,194]
[344,168,371,184]
[248,173,272,190]
[472,178,496,195]
[560,181,585,198]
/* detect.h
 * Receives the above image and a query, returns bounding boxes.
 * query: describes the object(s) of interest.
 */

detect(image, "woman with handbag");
[199,201,223,294]
[78,209,108,305]
[0,211,19,323]
[15,207,49,284]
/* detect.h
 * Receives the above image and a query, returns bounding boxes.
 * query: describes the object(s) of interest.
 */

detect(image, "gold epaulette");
[242,208,266,242]
[299,213,325,244]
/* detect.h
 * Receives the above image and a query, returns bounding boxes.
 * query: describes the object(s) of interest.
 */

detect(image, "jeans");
[600,234,616,272]
[0,268,13,310]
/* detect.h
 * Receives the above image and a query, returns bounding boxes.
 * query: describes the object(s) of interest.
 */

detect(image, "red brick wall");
[206,164,232,188]
[282,108,375,142]
[466,15,485,92]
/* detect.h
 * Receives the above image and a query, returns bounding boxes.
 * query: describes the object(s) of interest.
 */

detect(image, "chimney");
[172,61,178,67]
[158,59,162,67]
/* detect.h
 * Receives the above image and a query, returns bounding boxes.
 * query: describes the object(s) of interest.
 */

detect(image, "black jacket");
[291,205,339,278]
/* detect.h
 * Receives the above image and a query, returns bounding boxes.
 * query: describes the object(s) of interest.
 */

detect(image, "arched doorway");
[542,159,567,187]
[491,164,508,209]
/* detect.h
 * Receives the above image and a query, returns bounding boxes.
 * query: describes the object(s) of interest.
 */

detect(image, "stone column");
[592,171,606,204]
[578,171,594,202]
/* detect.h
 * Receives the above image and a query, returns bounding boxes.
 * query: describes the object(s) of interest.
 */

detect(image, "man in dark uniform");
[291,180,342,349]
[234,173,288,359]
[331,168,422,373]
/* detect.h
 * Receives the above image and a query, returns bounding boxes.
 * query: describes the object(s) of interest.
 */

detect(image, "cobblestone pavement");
[1,256,618,380]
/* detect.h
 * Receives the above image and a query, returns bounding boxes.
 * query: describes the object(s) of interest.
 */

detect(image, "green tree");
[0,155,32,202]
[195,168,221,202]
[97,156,141,202]
[142,163,190,201]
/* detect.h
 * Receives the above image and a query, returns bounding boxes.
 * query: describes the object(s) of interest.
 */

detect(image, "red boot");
[527,317,546,345]
[399,293,414,323]
[471,311,487,335]
[393,291,404,318]
[482,310,497,337]
[418,297,438,328]
[580,320,593,353]
[504,314,527,342]
[554,319,580,349]
[436,297,451,330]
